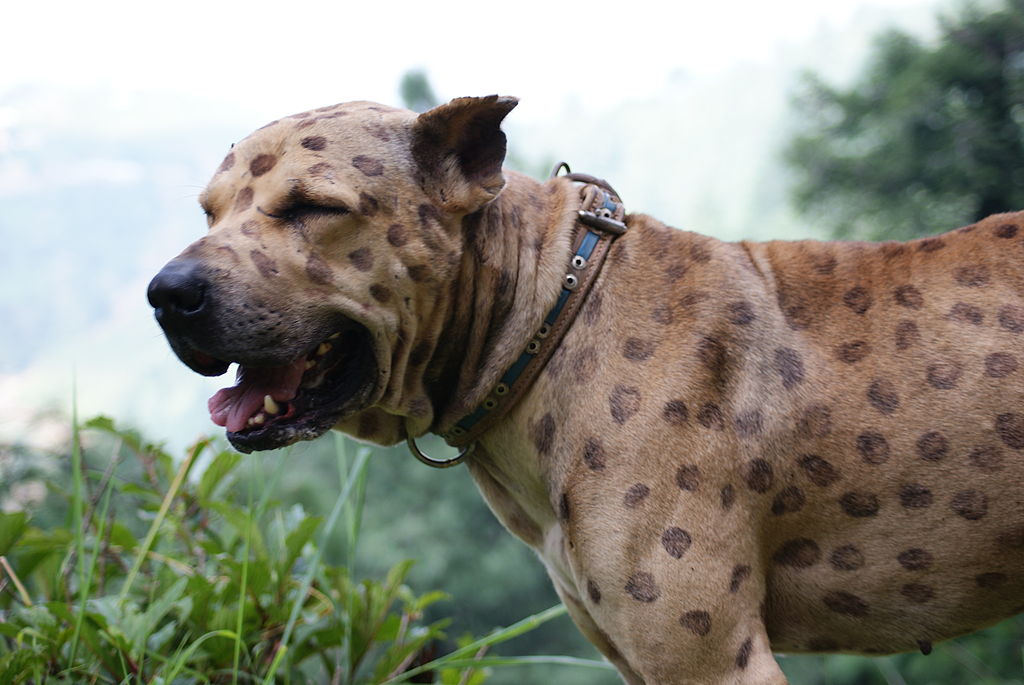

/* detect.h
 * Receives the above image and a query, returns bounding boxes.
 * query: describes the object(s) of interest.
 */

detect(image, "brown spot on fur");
[951,490,988,520]
[927,360,962,389]
[729,565,752,593]
[301,135,327,150]
[369,284,392,303]
[798,455,840,487]
[901,584,936,603]
[625,572,660,602]
[249,154,277,177]
[894,285,923,309]
[623,338,656,361]
[969,445,1004,471]
[735,638,753,669]
[406,264,430,283]
[676,464,701,492]
[744,459,773,493]
[532,413,556,455]
[772,486,806,515]
[697,403,725,430]
[609,385,641,424]
[774,347,804,388]
[661,528,693,558]
[697,336,727,374]
[996,412,1024,448]
[843,286,872,314]
[976,572,1008,589]
[652,303,673,324]
[358,192,379,216]
[954,264,990,287]
[250,250,278,278]
[663,400,688,425]
[680,610,712,636]
[867,379,900,414]
[949,302,984,325]
[798,405,833,438]
[837,340,871,363]
[624,483,650,507]
[774,538,820,568]
[840,492,880,517]
[814,254,838,275]
[306,254,333,285]
[568,347,599,385]
[583,438,606,470]
[1000,304,1024,332]
[898,548,933,571]
[895,320,920,349]
[900,483,933,509]
[735,410,764,438]
[690,241,712,263]
[721,484,736,510]
[830,545,864,571]
[352,155,384,176]
[387,223,408,247]
[233,186,254,212]
[348,247,374,271]
[995,223,1019,238]
[916,431,949,462]
[985,352,1018,377]
[728,301,756,325]
[307,161,334,178]
[217,152,235,173]
[917,237,945,252]
[587,579,602,603]
[856,432,890,465]
[823,591,869,616]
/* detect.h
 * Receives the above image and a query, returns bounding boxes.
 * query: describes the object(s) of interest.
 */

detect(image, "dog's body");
[149,97,1024,684]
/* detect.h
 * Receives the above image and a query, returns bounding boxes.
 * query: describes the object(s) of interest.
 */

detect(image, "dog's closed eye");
[259,203,350,222]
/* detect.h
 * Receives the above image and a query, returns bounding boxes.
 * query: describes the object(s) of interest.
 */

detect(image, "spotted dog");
[149,96,1024,684]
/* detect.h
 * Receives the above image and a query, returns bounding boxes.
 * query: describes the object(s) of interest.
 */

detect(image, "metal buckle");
[578,209,627,235]
[407,432,475,468]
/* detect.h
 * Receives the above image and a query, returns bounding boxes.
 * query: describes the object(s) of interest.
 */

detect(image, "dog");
[148,96,1024,684]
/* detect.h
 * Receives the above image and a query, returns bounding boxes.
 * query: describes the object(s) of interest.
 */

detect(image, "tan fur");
[155,97,1024,684]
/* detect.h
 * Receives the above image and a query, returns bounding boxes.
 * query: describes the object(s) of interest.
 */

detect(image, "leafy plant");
[0,417,610,683]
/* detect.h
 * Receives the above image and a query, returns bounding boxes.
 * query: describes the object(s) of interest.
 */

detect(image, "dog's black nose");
[147,259,208,322]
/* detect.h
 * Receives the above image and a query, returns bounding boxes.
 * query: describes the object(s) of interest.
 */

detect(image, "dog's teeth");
[328,332,341,340]
[305,359,316,370]
[251,413,265,426]
[317,342,332,356]
[264,395,280,415]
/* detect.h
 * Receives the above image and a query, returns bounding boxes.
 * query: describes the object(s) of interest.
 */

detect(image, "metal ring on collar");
[407,433,475,468]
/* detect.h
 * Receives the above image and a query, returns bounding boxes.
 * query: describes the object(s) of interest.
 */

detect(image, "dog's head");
[148,96,518,452]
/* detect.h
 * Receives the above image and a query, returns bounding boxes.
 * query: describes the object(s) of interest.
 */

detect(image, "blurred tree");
[786,0,1024,241]
[401,69,441,112]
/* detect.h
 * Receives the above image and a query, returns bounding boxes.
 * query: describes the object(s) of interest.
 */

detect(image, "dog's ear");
[411,95,518,212]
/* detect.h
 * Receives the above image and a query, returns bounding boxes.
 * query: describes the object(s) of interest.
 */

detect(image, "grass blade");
[262,444,371,684]
[380,604,571,685]
[117,440,201,604]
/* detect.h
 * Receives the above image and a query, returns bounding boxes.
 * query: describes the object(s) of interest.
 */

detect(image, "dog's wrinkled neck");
[423,171,579,436]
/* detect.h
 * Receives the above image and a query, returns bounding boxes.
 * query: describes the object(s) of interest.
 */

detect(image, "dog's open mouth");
[201,326,376,452]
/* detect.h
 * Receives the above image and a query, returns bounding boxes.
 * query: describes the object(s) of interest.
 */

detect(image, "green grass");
[0,416,612,683]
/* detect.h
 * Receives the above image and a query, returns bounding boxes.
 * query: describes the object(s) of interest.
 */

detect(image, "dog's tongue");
[208,360,306,432]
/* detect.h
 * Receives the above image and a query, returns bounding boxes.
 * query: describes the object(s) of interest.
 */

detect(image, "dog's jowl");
[149,96,1024,684]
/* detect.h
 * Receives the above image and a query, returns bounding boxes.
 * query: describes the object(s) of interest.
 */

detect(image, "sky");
[5,0,938,122]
